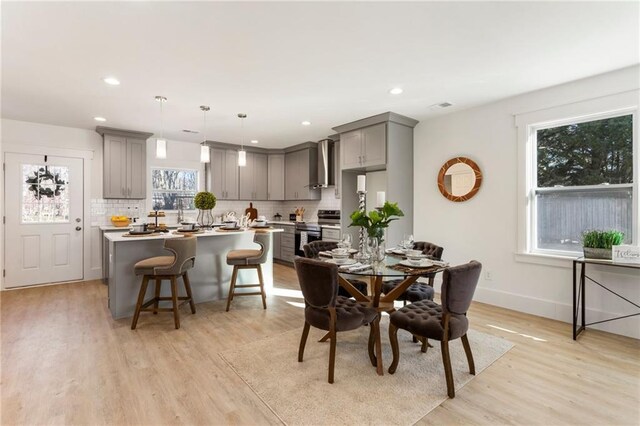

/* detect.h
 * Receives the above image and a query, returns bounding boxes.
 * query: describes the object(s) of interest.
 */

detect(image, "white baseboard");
[473,286,640,340]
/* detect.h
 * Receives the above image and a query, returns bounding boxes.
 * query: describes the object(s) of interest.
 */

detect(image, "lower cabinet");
[273,224,295,263]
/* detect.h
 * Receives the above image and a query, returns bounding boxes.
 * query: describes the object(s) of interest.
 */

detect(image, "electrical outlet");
[485,271,493,281]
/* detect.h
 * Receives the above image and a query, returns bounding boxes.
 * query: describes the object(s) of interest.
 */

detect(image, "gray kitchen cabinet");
[268,154,285,200]
[126,138,146,198]
[271,224,282,259]
[279,230,295,263]
[340,122,386,170]
[284,146,320,201]
[98,127,152,199]
[240,152,268,200]
[210,148,239,200]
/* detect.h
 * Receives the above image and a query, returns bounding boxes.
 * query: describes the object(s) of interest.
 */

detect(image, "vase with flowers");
[349,201,404,248]
[194,191,217,228]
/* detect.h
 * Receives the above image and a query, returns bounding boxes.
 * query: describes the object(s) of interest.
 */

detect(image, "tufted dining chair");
[302,241,368,297]
[382,241,444,303]
[294,257,380,384]
[387,260,482,398]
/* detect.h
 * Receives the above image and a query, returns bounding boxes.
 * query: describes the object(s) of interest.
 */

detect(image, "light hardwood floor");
[2,263,639,425]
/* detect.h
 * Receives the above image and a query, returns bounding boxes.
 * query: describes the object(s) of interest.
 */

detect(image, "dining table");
[322,252,448,376]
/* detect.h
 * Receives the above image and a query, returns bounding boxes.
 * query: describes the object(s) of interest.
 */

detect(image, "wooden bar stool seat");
[225,232,270,312]
[131,236,197,330]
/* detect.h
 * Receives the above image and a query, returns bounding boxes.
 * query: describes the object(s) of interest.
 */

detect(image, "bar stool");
[225,232,270,312]
[131,236,197,330]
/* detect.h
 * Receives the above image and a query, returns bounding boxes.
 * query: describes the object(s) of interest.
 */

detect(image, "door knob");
[76,226,82,231]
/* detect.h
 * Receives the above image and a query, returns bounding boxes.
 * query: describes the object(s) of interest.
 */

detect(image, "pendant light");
[155,96,167,159]
[237,113,247,167]
[200,105,210,163]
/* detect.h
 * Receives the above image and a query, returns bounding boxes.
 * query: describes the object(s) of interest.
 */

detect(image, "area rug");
[220,320,514,425]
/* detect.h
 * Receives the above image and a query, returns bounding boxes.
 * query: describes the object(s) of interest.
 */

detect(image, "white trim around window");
[515,90,640,264]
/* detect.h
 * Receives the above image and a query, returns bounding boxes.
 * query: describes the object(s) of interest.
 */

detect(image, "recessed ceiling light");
[389,87,403,95]
[301,121,311,126]
[251,140,259,144]
[93,116,107,122]
[103,77,120,86]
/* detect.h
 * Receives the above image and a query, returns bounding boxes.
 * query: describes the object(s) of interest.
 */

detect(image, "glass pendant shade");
[156,139,167,159]
[238,149,247,167]
[200,145,210,163]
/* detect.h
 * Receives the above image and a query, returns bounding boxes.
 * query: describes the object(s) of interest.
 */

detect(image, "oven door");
[295,231,322,257]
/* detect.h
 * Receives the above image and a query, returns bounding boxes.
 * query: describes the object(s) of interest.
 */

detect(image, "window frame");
[516,91,639,260]
[150,167,200,212]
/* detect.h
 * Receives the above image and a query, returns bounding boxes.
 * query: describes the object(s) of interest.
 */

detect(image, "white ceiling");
[2,1,638,148]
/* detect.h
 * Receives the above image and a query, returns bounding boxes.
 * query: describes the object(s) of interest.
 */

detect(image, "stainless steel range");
[294,222,322,256]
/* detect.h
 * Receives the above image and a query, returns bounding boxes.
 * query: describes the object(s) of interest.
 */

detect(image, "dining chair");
[131,236,197,330]
[387,260,482,398]
[302,241,368,297]
[382,241,444,303]
[294,257,380,384]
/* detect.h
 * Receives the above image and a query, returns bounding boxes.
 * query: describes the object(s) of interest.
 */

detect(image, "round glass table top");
[328,254,446,278]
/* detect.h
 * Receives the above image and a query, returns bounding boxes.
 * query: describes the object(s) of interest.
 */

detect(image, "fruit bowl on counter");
[111,216,131,227]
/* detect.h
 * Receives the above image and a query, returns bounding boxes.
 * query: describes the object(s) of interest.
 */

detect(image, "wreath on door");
[25,167,66,200]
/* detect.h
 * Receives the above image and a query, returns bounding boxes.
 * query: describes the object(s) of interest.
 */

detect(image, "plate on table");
[386,248,407,255]
[218,226,242,231]
[325,258,357,266]
[250,225,271,229]
[399,259,435,268]
[177,228,201,233]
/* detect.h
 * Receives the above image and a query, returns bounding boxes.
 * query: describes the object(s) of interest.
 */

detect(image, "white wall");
[414,65,640,339]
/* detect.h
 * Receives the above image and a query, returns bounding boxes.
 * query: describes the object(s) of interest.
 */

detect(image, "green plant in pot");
[349,201,404,245]
[582,229,624,260]
[194,191,217,228]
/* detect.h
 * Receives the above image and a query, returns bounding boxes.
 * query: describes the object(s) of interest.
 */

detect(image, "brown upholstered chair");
[131,236,197,330]
[225,232,270,312]
[388,260,482,398]
[382,241,444,303]
[294,257,380,384]
[302,241,368,297]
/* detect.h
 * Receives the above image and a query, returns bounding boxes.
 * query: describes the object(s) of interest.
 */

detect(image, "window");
[529,112,635,255]
[22,164,70,223]
[533,114,634,253]
[151,168,198,210]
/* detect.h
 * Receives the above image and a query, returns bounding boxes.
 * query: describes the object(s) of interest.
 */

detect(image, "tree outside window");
[533,114,633,253]
[152,168,198,210]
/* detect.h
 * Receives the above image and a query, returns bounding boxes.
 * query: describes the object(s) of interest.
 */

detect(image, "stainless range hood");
[314,138,335,189]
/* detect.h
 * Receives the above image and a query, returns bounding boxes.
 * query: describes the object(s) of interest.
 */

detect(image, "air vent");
[182,129,200,134]
[429,102,454,110]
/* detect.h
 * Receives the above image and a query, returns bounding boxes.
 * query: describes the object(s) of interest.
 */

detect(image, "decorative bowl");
[331,253,350,264]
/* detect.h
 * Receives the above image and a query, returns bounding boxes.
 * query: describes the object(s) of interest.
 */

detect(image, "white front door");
[4,153,84,288]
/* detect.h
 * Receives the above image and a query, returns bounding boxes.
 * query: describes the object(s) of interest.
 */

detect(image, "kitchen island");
[105,229,282,320]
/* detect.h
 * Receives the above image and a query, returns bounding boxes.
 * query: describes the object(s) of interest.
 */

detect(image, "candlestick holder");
[358,190,366,253]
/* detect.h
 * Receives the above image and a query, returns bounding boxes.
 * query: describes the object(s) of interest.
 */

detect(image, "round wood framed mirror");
[437,157,482,202]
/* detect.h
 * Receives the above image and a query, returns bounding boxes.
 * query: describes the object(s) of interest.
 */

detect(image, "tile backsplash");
[92,188,342,226]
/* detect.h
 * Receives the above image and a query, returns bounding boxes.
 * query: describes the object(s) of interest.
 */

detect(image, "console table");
[572,257,640,340]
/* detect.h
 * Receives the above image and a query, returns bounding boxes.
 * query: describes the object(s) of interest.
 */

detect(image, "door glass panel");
[21,164,70,223]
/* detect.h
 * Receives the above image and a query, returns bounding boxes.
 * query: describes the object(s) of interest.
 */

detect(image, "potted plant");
[349,201,404,245]
[194,191,217,228]
[582,229,624,260]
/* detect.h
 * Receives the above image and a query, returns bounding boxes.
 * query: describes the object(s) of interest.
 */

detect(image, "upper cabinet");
[268,154,285,201]
[97,127,152,199]
[210,148,239,200]
[340,123,386,171]
[239,152,268,200]
[284,145,320,201]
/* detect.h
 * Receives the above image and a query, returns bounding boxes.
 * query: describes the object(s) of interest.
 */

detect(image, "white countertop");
[105,228,282,242]
[268,221,341,229]
[99,224,181,231]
